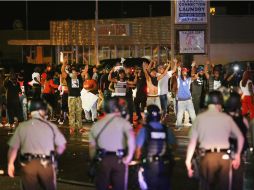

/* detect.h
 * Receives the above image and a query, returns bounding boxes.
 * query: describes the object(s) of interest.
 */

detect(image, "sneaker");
[50,118,57,122]
[174,127,183,131]
[69,127,75,135]
[184,123,192,128]
[85,120,93,123]
[79,128,87,134]
[58,121,64,125]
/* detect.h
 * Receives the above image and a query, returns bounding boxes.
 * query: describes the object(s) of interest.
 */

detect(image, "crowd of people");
[0,57,245,131]
[1,57,254,190]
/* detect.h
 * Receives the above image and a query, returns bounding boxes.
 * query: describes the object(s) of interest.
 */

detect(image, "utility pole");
[170,1,175,63]
[94,0,99,66]
[25,0,29,40]
[207,1,211,60]
[149,4,152,17]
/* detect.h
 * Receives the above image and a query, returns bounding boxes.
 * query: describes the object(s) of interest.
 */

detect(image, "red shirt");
[42,79,58,94]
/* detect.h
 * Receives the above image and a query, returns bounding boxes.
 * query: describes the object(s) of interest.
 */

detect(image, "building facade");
[5,15,254,66]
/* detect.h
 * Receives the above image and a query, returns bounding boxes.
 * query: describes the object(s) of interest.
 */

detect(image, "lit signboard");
[179,30,205,54]
[175,0,208,24]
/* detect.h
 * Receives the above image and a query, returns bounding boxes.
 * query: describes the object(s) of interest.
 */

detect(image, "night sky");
[0,1,253,30]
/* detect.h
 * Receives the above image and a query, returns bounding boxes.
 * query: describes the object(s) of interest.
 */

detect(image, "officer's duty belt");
[97,149,125,159]
[204,148,229,153]
[143,155,166,163]
[20,153,51,162]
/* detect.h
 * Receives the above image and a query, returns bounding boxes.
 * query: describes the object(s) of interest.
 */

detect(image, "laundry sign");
[175,0,208,24]
[179,30,205,54]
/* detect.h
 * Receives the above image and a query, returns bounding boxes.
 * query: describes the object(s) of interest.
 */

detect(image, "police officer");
[136,104,176,190]
[8,99,66,190]
[89,97,135,190]
[185,91,244,190]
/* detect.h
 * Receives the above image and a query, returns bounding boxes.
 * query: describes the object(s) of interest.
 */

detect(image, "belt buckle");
[116,150,124,158]
[153,156,159,161]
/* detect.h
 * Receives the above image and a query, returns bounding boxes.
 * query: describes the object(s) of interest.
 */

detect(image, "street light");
[210,7,216,16]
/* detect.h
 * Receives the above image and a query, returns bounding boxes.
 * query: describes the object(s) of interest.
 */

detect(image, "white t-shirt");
[29,72,41,85]
[240,80,252,96]
[92,73,98,81]
[213,80,221,90]
[158,71,172,95]
[32,72,40,83]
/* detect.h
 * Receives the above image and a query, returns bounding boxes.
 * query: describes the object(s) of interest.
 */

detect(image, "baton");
[124,164,129,190]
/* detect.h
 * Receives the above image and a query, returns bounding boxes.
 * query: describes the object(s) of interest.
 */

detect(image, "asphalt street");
[0,116,253,190]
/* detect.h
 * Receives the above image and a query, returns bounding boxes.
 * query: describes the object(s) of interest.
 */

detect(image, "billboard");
[175,0,208,24]
[179,30,205,54]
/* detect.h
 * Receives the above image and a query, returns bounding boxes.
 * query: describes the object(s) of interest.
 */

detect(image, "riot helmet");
[29,99,47,112]
[145,105,161,123]
[205,91,224,106]
[103,97,128,118]
[225,92,241,113]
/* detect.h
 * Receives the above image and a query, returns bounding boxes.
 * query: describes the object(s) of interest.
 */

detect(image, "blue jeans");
[176,99,196,128]
[159,94,168,116]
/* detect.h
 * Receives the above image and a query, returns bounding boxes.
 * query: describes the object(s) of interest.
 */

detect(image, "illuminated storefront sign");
[175,0,207,24]
[98,24,130,36]
[179,30,205,54]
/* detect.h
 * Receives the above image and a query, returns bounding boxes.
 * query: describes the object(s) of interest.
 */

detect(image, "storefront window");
[99,46,111,60]
[144,46,152,58]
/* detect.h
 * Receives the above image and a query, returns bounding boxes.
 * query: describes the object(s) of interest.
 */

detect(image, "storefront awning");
[8,40,50,46]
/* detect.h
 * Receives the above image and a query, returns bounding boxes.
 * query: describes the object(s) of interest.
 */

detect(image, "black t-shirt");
[100,73,110,92]
[4,80,21,104]
[192,76,205,95]
[66,75,83,97]
[125,76,134,97]
[136,75,147,97]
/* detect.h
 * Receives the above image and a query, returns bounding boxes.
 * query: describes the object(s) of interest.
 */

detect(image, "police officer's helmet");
[205,91,224,106]
[145,105,161,123]
[29,99,47,112]
[225,92,241,112]
[103,97,128,117]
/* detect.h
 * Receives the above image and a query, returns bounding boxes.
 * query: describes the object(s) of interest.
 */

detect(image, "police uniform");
[89,101,135,190]
[8,100,66,190]
[186,91,244,190]
[136,105,176,190]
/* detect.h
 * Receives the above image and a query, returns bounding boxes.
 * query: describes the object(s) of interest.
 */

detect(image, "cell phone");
[233,65,239,72]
